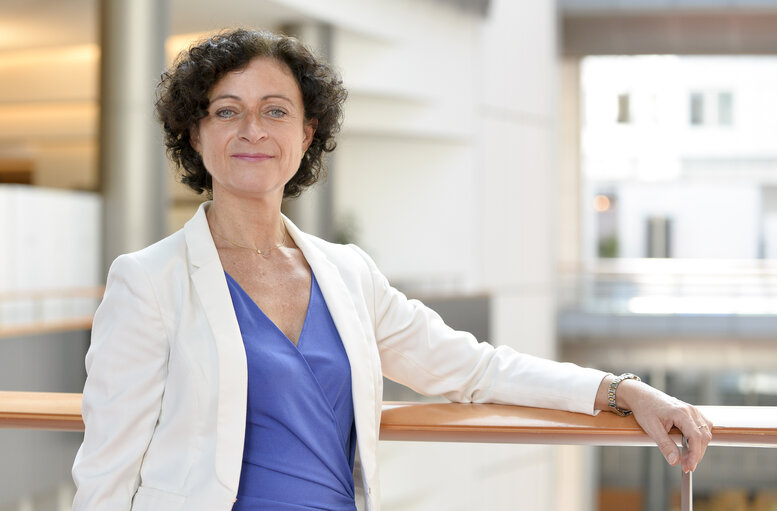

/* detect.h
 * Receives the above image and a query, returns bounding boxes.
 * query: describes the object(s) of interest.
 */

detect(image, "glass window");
[690,92,704,125]
[646,216,672,258]
[617,93,631,123]
[718,91,734,125]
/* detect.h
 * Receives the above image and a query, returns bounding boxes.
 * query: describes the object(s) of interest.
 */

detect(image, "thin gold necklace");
[213,222,287,257]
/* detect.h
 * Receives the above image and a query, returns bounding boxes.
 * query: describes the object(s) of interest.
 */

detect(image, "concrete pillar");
[281,23,336,241]
[16,497,32,511]
[557,60,601,510]
[478,1,590,509]
[559,57,584,270]
[557,445,598,511]
[99,0,168,272]
[57,481,76,511]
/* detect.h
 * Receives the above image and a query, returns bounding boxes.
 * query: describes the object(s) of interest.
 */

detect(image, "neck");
[206,191,286,250]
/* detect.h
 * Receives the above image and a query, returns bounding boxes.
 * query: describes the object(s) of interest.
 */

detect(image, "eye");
[214,108,237,119]
[267,108,288,119]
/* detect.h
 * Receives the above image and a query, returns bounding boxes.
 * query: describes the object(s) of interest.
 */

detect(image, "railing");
[0,287,103,338]
[559,258,777,316]
[0,391,84,431]
[1,392,775,510]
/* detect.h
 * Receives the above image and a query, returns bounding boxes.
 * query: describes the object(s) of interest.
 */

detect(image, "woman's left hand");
[596,375,713,473]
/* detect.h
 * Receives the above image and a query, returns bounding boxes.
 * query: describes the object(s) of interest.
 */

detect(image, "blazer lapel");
[182,205,377,497]
[184,202,248,491]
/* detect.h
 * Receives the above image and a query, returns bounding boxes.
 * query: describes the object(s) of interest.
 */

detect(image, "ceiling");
[5,0,777,55]
[0,0,309,53]
[0,0,96,52]
[559,0,777,12]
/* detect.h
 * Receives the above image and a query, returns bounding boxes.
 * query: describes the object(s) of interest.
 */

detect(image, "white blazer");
[72,201,607,511]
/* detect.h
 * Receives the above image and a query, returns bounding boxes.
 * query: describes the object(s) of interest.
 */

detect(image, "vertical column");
[558,57,584,271]
[557,55,598,511]
[99,0,169,272]
[17,496,33,511]
[478,0,559,358]
[478,1,583,509]
[57,481,75,511]
[280,22,336,241]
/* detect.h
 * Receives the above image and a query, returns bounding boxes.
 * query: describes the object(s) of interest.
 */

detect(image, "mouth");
[231,153,274,162]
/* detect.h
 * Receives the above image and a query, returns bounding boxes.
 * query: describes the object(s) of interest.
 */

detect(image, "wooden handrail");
[0,286,103,338]
[381,402,777,447]
[0,287,104,302]
[1,392,776,448]
[0,317,94,339]
[0,392,85,431]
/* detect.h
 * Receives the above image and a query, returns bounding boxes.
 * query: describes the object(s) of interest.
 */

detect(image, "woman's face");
[190,57,315,201]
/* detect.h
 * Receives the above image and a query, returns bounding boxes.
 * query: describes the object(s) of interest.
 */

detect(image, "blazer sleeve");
[349,245,608,415]
[72,253,171,510]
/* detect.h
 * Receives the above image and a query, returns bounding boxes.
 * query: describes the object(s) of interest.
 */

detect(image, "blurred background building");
[1,0,776,510]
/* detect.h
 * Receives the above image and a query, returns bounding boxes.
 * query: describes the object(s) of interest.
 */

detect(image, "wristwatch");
[608,373,641,416]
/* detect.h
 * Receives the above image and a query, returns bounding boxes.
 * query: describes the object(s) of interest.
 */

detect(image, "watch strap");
[608,373,641,417]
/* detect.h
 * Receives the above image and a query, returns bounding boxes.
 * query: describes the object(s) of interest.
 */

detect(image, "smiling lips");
[232,153,274,162]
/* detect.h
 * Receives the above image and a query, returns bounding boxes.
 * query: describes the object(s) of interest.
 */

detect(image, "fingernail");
[668,452,679,465]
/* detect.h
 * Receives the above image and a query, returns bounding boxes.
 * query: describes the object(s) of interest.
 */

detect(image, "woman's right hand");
[596,375,713,472]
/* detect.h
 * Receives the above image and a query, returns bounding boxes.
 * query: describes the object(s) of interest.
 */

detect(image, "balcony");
[558,259,777,372]
[1,391,775,510]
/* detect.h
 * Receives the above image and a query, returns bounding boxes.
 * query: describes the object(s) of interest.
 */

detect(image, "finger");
[689,420,713,470]
[642,419,681,467]
[682,429,710,472]
[675,412,712,471]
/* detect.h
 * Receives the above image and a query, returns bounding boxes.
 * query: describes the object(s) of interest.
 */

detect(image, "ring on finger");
[697,424,709,430]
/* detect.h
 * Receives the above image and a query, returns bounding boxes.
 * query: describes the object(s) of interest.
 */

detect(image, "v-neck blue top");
[225,271,357,511]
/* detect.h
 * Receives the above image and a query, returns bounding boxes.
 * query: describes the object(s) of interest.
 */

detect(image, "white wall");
[617,183,760,259]
[581,56,777,261]
[331,2,480,293]
[582,56,777,171]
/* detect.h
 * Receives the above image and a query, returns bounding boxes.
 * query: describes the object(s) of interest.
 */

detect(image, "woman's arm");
[351,244,712,470]
[595,375,713,473]
[351,244,607,414]
[72,254,170,510]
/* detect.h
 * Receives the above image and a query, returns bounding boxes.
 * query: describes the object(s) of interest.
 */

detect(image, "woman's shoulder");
[297,231,373,269]
[109,228,188,279]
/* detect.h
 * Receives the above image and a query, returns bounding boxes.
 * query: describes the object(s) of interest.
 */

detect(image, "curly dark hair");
[156,28,347,198]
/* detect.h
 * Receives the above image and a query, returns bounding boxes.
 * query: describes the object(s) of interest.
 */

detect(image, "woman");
[72,29,711,511]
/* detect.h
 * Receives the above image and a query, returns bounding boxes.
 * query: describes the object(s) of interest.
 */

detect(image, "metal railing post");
[681,436,693,511]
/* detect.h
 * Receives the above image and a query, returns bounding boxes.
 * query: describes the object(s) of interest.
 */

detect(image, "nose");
[238,111,267,143]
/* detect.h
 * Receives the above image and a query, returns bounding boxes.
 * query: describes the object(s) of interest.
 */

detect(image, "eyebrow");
[210,93,293,102]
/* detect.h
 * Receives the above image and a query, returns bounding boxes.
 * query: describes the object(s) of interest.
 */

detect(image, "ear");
[302,118,318,151]
[189,124,201,154]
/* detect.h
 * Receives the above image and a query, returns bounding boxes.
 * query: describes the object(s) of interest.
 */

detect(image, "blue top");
[225,271,357,511]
